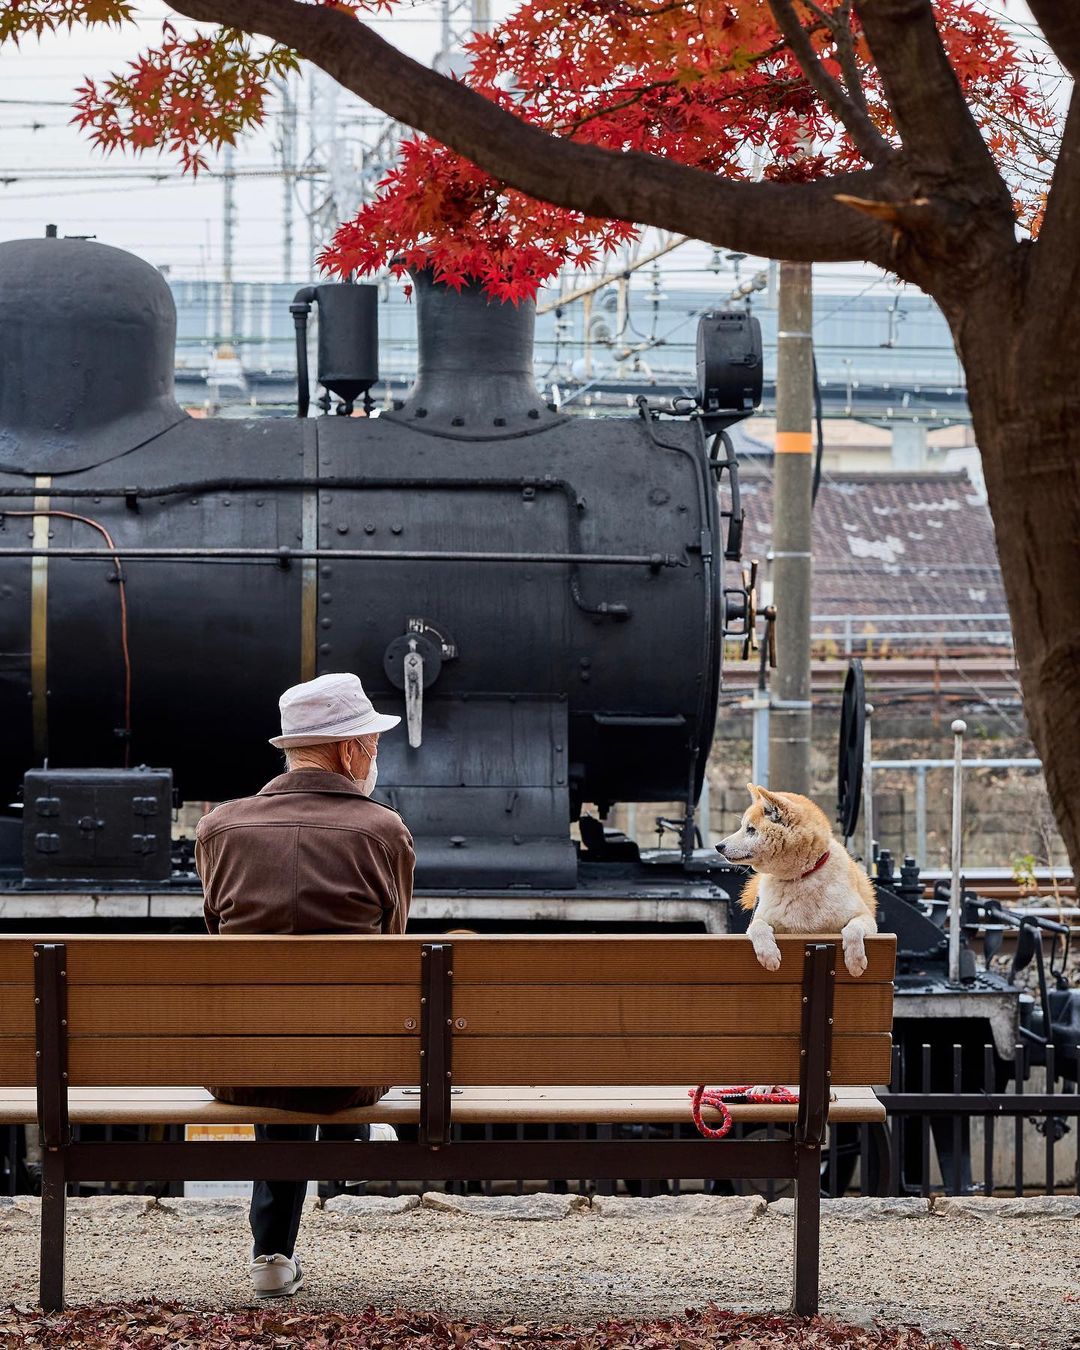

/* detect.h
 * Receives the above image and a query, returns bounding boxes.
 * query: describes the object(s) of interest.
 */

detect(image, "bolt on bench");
[0,933,896,1315]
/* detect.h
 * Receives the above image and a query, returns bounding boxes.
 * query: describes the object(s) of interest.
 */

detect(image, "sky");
[0,2,1049,295]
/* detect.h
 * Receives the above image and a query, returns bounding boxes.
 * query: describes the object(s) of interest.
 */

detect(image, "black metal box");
[22,768,173,882]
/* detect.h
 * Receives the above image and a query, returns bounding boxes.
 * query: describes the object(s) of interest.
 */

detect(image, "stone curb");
[420,1192,591,1220]
[323,1194,421,1217]
[590,1194,765,1220]
[929,1195,1080,1220]
[766,1197,930,1220]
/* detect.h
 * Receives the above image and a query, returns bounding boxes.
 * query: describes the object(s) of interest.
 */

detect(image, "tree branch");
[853,0,1012,216]
[767,0,891,163]
[1028,88,1080,329]
[168,0,898,266]
[1028,0,1080,81]
[826,1,873,118]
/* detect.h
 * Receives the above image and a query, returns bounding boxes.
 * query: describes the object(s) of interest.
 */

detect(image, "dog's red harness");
[799,849,830,879]
[689,1085,799,1138]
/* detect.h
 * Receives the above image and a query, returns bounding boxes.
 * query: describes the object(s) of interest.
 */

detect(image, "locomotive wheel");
[719,1121,889,1198]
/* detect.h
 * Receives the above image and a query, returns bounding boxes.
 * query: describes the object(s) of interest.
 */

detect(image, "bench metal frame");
[33,939,840,1317]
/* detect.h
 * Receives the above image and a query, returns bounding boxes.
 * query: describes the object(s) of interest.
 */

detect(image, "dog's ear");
[756,787,788,824]
[746,782,761,802]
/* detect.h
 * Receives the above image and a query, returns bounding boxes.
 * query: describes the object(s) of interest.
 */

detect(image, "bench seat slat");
[0,1032,890,1087]
[0,934,897,987]
[0,981,893,1038]
[0,1037,417,1087]
[0,1084,887,1125]
[455,1034,892,1086]
[0,987,421,1038]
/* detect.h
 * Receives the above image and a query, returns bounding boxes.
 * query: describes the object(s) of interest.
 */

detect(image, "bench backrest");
[0,934,895,1089]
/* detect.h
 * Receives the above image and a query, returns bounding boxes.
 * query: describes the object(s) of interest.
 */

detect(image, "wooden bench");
[0,933,895,1316]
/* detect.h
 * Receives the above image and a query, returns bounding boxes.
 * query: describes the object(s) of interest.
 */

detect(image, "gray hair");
[284,734,378,772]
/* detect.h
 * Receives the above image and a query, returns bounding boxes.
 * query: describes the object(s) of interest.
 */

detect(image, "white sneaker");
[250,1252,304,1299]
[368,1124,398,1142]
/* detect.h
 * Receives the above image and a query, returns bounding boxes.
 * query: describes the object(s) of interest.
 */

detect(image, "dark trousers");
[250,1123,368,1257]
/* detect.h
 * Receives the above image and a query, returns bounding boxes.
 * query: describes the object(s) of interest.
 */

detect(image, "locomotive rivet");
[391,524,403,535]
[321,592,332,603]
[256,499,264,507]
[319,643,331,654]
[336,524,349,535]
[364,523,376,535]
[320,619,332,630]
[320,567,332,579]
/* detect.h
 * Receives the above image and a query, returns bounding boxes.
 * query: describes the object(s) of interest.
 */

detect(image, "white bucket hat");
[269,672,400,749]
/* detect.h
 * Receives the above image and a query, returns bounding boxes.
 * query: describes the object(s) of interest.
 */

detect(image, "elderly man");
[195,672,414,1299]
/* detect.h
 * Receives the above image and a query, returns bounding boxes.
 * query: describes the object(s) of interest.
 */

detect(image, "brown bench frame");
[33,938,848,1317]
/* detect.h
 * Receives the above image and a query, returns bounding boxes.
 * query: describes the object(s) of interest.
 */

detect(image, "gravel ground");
[1,1195,1077,1349]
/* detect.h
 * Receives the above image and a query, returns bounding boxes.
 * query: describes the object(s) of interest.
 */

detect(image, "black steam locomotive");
[0,234,760,911]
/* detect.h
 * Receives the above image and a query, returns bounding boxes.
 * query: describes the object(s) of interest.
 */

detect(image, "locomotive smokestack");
[388,269,562,438]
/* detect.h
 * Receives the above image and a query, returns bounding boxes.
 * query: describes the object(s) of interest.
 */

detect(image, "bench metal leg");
[791,1143,820,1316]
[39,1150,66,1313]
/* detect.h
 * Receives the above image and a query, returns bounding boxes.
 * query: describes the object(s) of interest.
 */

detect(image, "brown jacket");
[195,769,415,1110]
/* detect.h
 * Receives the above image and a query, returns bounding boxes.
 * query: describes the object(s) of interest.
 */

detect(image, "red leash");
[689,1084,799,1139]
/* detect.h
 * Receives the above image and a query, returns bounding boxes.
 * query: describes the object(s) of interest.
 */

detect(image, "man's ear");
[756,788,787,824]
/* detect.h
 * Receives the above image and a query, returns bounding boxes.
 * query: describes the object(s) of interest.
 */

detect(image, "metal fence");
[870,757,1043,868]
[812,612,1013,655]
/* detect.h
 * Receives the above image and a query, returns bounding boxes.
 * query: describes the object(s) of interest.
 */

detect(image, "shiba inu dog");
[716,783,877,977]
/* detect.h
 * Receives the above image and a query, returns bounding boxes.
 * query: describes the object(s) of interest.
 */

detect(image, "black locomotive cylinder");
[0,236,733,888]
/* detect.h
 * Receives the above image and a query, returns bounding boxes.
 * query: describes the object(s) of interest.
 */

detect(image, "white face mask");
[359,753,378,797]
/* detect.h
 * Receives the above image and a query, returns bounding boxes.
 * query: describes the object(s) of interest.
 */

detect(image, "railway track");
[723,655,1022,702]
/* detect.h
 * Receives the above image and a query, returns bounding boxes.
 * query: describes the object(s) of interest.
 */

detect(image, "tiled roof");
[737,469,1007,622]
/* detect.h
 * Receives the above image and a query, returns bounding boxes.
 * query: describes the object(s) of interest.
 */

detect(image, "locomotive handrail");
[0,546,681,566]
[0,472,688,616]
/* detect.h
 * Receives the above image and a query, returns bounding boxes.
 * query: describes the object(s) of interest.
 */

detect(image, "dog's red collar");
[800,850,830,879]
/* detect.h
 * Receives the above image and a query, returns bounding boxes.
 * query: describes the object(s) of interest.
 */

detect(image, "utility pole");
[221,142,236,343]
[768,261,814,794]
[278,73,298,282]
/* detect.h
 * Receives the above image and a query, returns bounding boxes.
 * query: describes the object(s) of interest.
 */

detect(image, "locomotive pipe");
[290,286,317,419]
[0,546,678,566]
[2,474,585,499]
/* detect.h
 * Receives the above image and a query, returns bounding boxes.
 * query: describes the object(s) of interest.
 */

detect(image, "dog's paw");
[843,942,868,978]
[755,943,782,973]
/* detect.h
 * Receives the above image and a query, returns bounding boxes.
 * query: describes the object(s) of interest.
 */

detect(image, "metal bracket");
[796,943,836,1145]
[419,943,454,1146]
[34,943,70,1150]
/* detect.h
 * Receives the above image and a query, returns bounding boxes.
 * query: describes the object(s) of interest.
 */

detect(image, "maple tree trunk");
[951,283,1080,879]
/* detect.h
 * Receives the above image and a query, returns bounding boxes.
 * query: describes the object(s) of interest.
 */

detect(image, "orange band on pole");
[775,431,813,454]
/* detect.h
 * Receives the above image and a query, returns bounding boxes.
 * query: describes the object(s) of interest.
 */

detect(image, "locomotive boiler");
[0,234,760,903]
